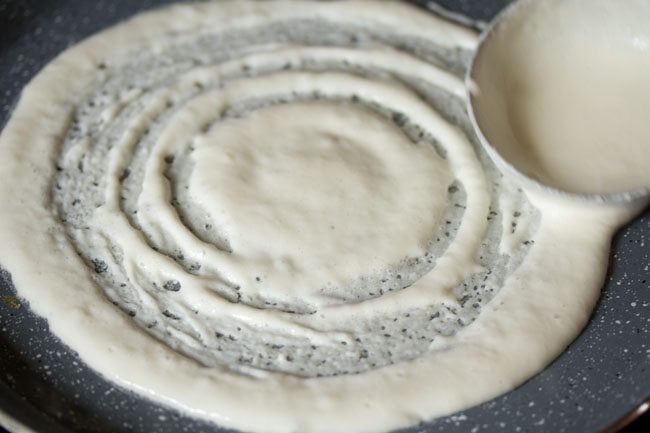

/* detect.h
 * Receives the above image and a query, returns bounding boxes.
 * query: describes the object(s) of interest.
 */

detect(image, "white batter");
[0,1,644,433]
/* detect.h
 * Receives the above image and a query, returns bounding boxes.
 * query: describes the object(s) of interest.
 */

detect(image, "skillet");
[0,1,648,432]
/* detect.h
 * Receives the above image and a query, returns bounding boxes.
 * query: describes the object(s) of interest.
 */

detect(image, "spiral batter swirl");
[48,1,538,378]
[13,3,632,433]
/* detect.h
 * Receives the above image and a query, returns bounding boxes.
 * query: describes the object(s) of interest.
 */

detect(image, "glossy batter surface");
[0,2,639,433]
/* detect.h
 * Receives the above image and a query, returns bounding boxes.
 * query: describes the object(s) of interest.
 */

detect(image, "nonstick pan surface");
[0,1,648,432]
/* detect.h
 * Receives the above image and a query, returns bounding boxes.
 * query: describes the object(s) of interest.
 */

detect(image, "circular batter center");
[187,102,450,306]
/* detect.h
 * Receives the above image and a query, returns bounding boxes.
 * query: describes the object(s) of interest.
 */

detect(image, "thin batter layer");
[0,2,640,433]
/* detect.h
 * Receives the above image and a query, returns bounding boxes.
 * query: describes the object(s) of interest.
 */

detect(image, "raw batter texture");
[0,2,640,433]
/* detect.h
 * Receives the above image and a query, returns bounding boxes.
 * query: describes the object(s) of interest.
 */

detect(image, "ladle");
[468,0,650,204]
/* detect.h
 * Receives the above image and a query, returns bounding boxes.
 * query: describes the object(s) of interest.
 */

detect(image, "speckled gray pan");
[0,1,648,433]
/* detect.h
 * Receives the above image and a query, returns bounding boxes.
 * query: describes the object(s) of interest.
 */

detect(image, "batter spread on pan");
[0,2,639,433]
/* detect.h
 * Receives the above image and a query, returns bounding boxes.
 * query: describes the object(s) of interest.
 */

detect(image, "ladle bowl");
[467,0,650,204]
